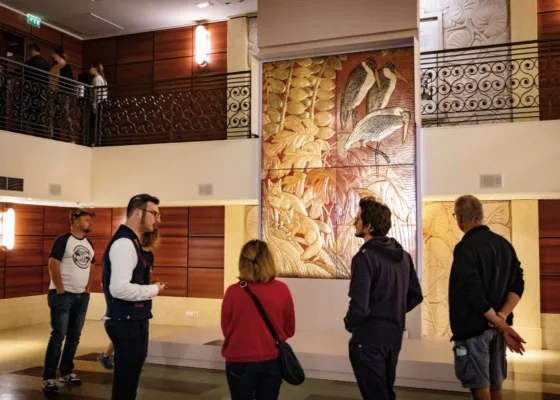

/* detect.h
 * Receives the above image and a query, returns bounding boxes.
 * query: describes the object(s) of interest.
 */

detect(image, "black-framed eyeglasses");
[141,209,161,219]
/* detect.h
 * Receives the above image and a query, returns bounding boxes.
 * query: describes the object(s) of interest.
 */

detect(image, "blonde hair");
[238,240,277,283]
[454,195,484,223]
[142,228,161,249]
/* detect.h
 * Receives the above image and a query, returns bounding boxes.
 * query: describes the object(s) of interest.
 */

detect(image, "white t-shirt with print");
[48,233,95,294]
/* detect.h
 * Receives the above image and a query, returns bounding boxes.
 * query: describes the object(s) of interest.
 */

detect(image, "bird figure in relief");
[366,62,409,113]
[340,58,381,130]
[345,107,411,172]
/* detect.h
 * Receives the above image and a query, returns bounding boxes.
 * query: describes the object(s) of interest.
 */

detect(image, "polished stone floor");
[0,324,559,399]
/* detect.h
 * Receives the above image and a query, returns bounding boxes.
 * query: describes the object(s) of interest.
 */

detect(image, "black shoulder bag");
[240,281,305,385]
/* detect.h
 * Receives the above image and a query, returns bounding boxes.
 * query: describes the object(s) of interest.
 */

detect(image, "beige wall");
[91,140,259,206]
[510,0,538,42]
[257,0,418,59]
[0,130,92,203]
[421,121,560,200]
[0,296,49,331]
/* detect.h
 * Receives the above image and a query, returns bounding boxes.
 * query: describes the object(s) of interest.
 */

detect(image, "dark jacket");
[24,55,50,87]
[344,236,423,345]
[102,225,152,320]
[449,225,524,341]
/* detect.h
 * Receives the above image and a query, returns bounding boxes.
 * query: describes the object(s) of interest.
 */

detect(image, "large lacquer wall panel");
[261,48,416,278]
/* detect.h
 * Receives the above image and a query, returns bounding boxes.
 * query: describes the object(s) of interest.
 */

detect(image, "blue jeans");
[43,290,90,380]
[226,358,282,400]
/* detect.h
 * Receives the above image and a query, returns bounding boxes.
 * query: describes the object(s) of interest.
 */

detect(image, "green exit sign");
[26,14,41,28]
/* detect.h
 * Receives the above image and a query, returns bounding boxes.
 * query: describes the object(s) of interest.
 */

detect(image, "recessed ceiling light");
[197,1,213,8]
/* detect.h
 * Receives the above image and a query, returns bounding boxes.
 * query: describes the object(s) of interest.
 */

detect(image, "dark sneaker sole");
[60,381,82,386]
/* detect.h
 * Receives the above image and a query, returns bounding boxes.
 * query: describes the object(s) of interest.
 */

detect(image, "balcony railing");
[0,56,92,145]
[0,55,253,147]
[94,71,253,146]
[421,38,560,126]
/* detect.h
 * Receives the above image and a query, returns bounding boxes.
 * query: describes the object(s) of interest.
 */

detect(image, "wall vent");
[198,184,213,196]
[0,176,24,192]
[480,174,503,189]
[49,183,62,196]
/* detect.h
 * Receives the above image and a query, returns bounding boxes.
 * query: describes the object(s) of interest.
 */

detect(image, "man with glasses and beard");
[344,197,423,400]
[103,194,166,399]
[42,208,96,392]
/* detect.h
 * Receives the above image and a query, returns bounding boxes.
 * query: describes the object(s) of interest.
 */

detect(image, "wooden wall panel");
[538,11,560,39]
[5,266,42,298]
[90,208,112,238]
[540,200,560,235]
[0,268,4,299]
[538,0,560,13]
[112,208,127,234]
[153,237,188,267]
[188,268,224,299]
[63,34,84,70]
[0,6,31,34]
[44,207,71,236]
[116,62,153,96]
[189,206,225,237]
[90,265,103,293]
[154,267,187,297]
[6,236,43,267]
[156,207,189,236]
[31,25,62,46]
[542,276,560,314]
[117,33,154,64]
[207,21,228,54]
[0,245,5,267]
[13,204,44,235]
[83,38,118,68]
[540,238,560,275]
[154,57,193,81]
[43,236,56,264]
[188,238,224,268]
[88,237,110,266]
[154,27,193,60]
[43,265,50,294]
[193,52,228,76]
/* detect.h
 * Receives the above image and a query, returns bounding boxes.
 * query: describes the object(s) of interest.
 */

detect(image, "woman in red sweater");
[221,240,296,400]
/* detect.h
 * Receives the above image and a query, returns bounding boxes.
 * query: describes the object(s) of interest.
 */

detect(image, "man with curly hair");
[344,196,423,400]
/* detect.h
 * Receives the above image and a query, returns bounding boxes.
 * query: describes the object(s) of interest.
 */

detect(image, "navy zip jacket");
[449,225,524,341]
[344,236,423,344]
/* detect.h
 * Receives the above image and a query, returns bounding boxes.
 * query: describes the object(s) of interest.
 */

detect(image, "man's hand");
[56,287,65,295]
[503,326,526,355]
[489,311,507,328]
[155,282,166,294]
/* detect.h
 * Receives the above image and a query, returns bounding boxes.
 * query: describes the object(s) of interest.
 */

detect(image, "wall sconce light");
[195,25,210,66]
[1,208,15,250]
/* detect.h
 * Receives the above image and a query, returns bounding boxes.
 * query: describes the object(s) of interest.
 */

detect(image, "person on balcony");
[344,197,423,400]
[89,61,108,137]
[24,43,50,135]
[42,209,96,393]
[449,195,526,400]
[49,47,74,139]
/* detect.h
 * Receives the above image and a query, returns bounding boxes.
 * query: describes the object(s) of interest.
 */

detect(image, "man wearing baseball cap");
[42,208,96,393]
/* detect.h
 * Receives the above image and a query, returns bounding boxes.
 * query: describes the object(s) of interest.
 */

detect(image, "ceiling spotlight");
[196,1,213,8]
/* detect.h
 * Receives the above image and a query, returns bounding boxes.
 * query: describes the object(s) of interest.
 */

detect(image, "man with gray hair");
[449,195,526,400]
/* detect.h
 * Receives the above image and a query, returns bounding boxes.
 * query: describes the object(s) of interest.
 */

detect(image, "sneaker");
[60,373,82,386]
[42,379,59,392]
[97,352,114,371]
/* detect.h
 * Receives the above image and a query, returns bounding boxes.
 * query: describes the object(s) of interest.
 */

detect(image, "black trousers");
[105,319,149,400]
[226,358,283,400]
[349,341,401,400]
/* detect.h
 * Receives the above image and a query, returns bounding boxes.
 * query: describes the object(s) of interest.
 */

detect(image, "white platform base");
[146,326,466,392]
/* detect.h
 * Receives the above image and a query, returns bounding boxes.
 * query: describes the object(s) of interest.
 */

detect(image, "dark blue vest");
[103,225,152,320]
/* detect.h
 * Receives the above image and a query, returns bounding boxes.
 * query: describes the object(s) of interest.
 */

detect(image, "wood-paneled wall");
[537,0,560,120]
[82,21,228,93]
[539,200,560,313]
[0,204,225,300]
[0,6,83,73]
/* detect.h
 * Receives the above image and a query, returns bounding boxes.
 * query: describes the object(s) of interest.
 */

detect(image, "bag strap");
[240,281,279,344]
